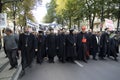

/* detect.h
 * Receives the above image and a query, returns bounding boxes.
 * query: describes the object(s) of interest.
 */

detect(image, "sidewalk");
[0,49,9,72]
[0,49,22,80]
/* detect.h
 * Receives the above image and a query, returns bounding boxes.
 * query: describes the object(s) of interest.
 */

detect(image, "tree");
[2,0,42,28]
[43,0,56,23]
[44,0,120,30]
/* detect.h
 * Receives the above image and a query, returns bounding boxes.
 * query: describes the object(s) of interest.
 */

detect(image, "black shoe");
[48,60,52,63]
[93,58,97,61]
[83,60,87,63]
[86,57,90,60]
[19,70,25,78]
[51,60,55,63]
[114,58,118,62]
[36,61,42,64]
[61,60,66,63]
[99,57,106,60]
[29,64,32,68]
[9,67,14,70]
[14,65,18,69]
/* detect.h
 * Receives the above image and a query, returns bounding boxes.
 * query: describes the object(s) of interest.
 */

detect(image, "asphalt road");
[19,55,120,80]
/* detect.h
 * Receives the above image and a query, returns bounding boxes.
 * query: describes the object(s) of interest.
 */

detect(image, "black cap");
[105,28,109,31]
[38,30,43,33]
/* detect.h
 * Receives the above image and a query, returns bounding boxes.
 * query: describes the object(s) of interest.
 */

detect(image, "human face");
[24,27,29,33]
[5,31,10,35]
[50,30,54,34]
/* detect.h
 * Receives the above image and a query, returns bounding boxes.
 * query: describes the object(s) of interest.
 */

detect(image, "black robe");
[99,32,109,58]
[76,32,89,60]
[18,33,37,70]
[56,34,60,57]
[89,34,99,58]
[46,33,56,58]
[66,33,76,59]
[108,37,118,58]
[57,33,66,61]
[37,34,46,63]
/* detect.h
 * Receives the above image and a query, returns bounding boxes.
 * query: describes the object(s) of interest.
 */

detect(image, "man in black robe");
[36,30,46,64]
[99,28,110,60]
[76,26,89,63]
[56,30,61,60]
[66,29,76,62]
[18,27,38,75]
[108,31,118,61]
[57,28,66,63]
[89,32,99,60]
[46,28,56,63]
[44,30,50,58]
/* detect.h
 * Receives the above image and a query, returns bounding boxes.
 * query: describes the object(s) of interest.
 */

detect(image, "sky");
[32,0,51,23]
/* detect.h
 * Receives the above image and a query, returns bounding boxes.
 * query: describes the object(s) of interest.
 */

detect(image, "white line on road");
[74,60,84,68]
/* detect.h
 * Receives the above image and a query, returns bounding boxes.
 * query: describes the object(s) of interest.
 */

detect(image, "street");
[19,56,120,80]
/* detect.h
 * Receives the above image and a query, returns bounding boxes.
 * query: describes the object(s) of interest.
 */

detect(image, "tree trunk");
[69,17,72,29]
[91,14,95,31]
[107,3,110,19]
[89,14,92,29]
[78,19,80,28]
[24,12,27,27]
[117,3,120,32]
[0,0,2,13]
[100,5,104,31]
[117,18,120,32]
[13,2,17,33]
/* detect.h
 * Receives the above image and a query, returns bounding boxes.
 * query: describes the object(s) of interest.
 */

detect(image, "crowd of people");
[1,26,120,76]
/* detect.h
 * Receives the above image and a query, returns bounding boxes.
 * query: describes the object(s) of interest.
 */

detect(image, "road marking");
[74,60,84,68]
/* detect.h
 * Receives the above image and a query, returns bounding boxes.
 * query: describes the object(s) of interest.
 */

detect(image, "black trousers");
[6,49,18,67]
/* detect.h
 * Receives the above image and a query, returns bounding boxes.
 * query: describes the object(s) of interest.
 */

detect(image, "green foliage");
[43,0,56,23]
[2,0,42,27]
[43,0,120,29]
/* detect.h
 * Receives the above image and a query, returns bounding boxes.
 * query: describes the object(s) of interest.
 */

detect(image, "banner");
[0,13,7,28]
[105,19,115,30]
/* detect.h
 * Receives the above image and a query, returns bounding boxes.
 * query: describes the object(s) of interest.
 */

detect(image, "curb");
[0,60,9,72]
[11,64,22,80]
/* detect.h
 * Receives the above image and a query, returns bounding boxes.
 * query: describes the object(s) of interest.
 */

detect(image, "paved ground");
[0,49,9,72]
[19,55,120,80]
[0,49,21,80]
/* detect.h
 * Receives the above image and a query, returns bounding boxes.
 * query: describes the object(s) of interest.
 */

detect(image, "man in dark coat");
[99,28,110,60]
[36,30,46,64]
[108,31,118,61]
[46,28,56,63]
[76,26,89,63]
[18,27,38,74]
[89,32,99,60]
[56,30,61,59]
[66,29,76,62]
[57,28,66,63]
[44,30,50,58]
